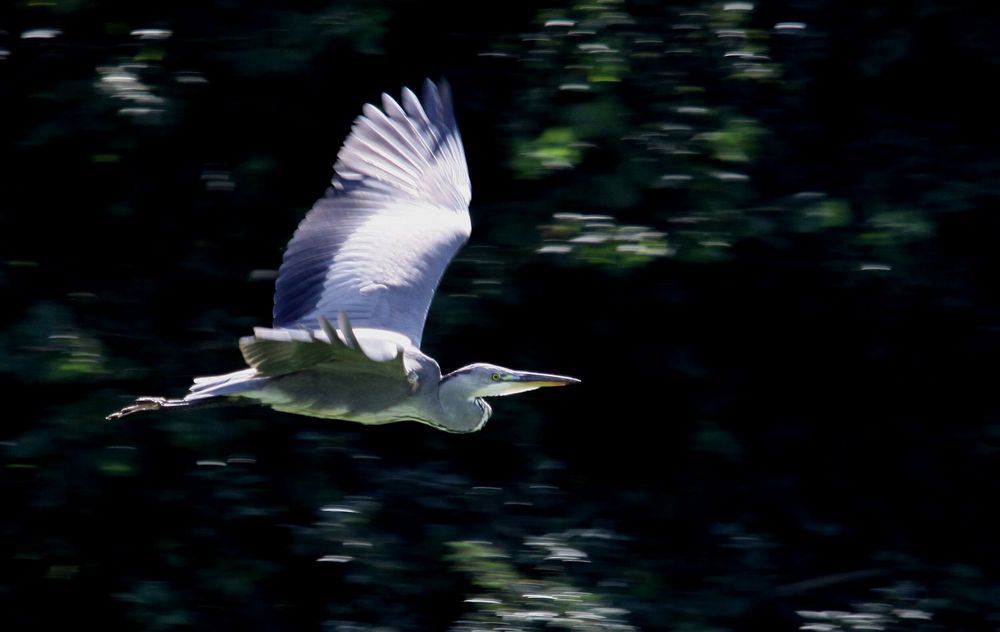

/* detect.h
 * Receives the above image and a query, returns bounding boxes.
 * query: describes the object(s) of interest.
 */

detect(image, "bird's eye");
[491,373,501,381]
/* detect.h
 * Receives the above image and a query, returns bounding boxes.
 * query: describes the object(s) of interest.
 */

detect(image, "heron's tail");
[107,368,265,420]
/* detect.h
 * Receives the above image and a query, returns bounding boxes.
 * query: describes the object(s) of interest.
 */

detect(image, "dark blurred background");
[2,0,1000,630]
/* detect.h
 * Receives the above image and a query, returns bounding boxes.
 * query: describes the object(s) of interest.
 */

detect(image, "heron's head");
[442,363,580,398]
[435,363,579,433]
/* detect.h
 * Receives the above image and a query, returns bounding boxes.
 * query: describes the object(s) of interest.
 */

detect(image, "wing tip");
[421,78,456,127]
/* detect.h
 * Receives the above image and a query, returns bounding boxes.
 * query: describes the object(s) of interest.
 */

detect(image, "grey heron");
[108,79,578,433]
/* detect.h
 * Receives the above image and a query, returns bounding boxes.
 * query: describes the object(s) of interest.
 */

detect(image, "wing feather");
[240,324,408,380]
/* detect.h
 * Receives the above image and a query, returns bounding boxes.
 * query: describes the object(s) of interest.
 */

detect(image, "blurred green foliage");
[449,537,636,631]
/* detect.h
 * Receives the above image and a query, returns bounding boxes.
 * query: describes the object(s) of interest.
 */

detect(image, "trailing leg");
[106,396,190,420]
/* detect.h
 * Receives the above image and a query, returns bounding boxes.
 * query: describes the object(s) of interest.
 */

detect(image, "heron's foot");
[106,396,186,421]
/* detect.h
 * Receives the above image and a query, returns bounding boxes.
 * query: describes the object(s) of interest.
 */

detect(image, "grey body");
[108,80,577,432]
[241,346,487,433]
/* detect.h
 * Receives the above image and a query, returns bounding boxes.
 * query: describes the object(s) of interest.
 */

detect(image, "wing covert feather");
[240,326,408,381]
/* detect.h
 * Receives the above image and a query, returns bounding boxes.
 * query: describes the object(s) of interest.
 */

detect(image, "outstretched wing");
[273,79,471,349]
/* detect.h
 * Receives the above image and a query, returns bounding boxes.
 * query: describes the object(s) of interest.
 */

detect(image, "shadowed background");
[2,0,1000,630]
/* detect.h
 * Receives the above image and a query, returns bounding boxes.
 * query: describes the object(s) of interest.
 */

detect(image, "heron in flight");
[108,79,578,432]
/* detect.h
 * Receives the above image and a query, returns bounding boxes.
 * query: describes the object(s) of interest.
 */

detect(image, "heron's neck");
[438,373,492,433]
